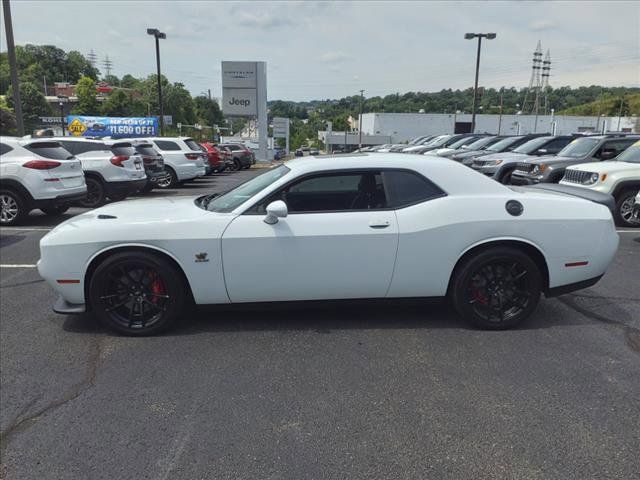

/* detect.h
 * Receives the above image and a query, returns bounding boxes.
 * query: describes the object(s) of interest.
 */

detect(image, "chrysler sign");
[221,61,257,89]
[222,89,257,116]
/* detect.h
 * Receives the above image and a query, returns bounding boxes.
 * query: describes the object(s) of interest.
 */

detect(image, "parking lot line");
[0,264,37,268]
[617,229,639,233]
[1,227,53,232]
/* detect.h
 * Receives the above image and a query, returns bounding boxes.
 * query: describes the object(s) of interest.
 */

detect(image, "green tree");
[6,81,52,131]
[0,96,17,135]
[194,95,224,127]
[73,76,99,115]
[100,89,146,117]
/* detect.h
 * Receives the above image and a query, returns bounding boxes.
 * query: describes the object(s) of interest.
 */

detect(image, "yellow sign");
[68,118,87,136]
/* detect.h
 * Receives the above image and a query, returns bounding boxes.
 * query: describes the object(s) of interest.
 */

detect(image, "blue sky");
[2,0,638,101]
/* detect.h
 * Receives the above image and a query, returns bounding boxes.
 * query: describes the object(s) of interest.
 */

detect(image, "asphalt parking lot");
[1,168,639,480]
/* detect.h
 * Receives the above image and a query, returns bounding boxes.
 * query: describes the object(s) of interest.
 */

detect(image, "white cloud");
[320,51,354,63]
[529,19,557,32]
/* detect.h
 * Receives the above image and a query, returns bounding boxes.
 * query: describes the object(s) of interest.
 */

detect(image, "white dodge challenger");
[38,154,619,335]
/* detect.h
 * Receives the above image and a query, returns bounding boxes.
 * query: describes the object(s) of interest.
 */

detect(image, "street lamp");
[57,95,68,136]
[147,28,166,136]
[464,32,496,133]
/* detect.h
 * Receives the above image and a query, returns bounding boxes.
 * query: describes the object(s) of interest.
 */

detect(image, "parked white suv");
[560,139,640,227]
[0,137,86,225]
[145,137,207,188]
[56,138,147,208]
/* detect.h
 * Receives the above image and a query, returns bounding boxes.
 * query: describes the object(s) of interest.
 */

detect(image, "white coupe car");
[38,154,619,335]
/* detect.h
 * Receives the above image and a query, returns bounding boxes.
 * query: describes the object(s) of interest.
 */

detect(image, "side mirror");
[536,148,548,155]
[264,200,288,225]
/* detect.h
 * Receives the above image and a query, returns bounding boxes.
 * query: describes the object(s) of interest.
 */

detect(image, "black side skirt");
[545,275,603,297]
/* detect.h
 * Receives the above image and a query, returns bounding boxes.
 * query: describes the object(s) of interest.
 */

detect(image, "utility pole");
[465,32,496,134]
[3,0,24,135]
[147,28,166,135]
[358,89,364,149]
[617,97,624,131]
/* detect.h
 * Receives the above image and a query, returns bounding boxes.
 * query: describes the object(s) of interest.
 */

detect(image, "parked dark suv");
[510,134,640,185]
[470,135,577,183]
[451,134,549,166]
[131,140,166,193]
[217,143,254,171]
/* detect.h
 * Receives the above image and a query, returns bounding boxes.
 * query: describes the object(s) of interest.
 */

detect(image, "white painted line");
[0,227,52,232]
[617,230,639,233]
[0,264,37,268]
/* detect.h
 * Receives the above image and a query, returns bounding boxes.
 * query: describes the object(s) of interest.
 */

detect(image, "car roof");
[283,152,508,196]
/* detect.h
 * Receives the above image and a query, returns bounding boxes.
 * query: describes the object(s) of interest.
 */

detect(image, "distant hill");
[558,93,640,116]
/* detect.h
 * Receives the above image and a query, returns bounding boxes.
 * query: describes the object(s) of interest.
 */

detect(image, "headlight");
[531,165,540,174]
[532,164,547,175]
[485,160,503,166]
[584,172,600,185]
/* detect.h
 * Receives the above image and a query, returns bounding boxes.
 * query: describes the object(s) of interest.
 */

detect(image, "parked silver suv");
[0,138,86,225]
[56,137,147,207]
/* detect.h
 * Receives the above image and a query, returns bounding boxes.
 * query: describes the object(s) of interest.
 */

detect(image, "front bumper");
[53,295,86,314]
[510,172,543,185]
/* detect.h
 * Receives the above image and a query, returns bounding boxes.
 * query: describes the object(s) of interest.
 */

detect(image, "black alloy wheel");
[451,247,542,329]
[89,251,186,335]
[78,177,106,208]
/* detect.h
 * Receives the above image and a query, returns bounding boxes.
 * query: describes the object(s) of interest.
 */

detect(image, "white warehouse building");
[358,113,639,144]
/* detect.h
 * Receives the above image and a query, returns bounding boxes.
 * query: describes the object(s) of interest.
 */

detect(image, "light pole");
[464,32,496,134]
[358,89,364,149]
[3,0,24,135]
[57,95,68,136]
[147,28,166,136]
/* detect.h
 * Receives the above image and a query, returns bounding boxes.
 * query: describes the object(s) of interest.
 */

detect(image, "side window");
[599,139,635,157]
[542,138,571,154]
[0,143,14,155]
[154,140,180,151]
[382,170,446,208]
[255,172,387,213]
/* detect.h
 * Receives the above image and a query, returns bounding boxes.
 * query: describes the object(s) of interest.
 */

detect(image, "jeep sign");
[222,89,257,116]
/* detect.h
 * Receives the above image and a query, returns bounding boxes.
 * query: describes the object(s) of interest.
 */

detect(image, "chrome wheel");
[0,193,19,224]
[620,196,638,224]
[156,173,172,188]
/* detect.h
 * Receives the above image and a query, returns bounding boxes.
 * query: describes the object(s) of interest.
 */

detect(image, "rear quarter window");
[383,170,446,208]
[153,140,180,151]
[0,143,13,155]
[183,139,202,151]
[24,142,73,160]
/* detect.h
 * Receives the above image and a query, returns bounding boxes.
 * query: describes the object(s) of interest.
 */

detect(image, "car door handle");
[369,220,390,229]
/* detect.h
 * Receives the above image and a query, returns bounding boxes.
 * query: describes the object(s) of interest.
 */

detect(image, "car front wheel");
[78,177,106,208]
[89,251,187,336]
[450,247,542,329]
[0,189,27,225]
[614,189,640,227]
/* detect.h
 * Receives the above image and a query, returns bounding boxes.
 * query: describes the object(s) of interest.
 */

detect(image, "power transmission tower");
[87,49,97,68]
[541,49,551,114]
[102,55,113,78]
[521,41,543,115]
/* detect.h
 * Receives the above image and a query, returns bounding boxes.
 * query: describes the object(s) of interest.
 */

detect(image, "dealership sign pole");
[221,61,268,161]
[272,117,290,155]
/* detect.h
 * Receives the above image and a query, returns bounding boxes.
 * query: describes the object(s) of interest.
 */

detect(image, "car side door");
[221,170,399,303]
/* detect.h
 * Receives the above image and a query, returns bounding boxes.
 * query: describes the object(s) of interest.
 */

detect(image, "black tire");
[88,251,187,336]
[156,167,178,189]
[140,182,154,194]
[40,205,69,216]
[614,189,640,228]
[78,177,106,208]
[108,193,128,202]
[450,246,542,330]
[499,169,514,184]
[231,159,241,172]
[0,189,28,226]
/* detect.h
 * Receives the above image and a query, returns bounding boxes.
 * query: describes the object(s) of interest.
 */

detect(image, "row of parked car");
[366,132,640,227]
[0,136,256,225]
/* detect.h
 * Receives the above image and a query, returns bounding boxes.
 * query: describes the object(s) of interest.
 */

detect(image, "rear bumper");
[104,179,147,198]
[32,190,88,208]
[546,275,603,297]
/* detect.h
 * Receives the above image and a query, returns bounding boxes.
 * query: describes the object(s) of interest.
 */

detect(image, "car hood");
[566,161,640,174]
[43,196,235,246]
[476,152,529,162]
[453,150,488,159]
[525,155,585,166]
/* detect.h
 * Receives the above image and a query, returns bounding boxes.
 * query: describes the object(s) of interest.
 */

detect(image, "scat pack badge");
[195,252,209,263]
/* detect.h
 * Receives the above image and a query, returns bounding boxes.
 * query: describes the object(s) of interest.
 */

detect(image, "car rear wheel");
[156,167,178,189]
[89,251,186,336]
[450,247,542,329]
[614,189,640,227]
[78,177,106,208]
[40,206,69,216]
[0,189,27,226]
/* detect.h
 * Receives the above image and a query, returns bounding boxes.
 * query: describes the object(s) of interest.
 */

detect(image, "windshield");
[557,137,599,158]
[428,135,453,147]
[615,141,640,163]
[512,136,553,154]
[486,136,523,152]
[464,136,495,150]
[206,165,290,212]
[447,137,474,149]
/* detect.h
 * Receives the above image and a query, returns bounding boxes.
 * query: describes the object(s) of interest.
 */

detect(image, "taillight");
[185,153,200,160]
[143,156,154,165]
[110,155,129,167]
[23,160,61,170]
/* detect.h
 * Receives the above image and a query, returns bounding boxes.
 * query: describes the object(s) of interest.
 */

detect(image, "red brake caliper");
[150,271,165,304]
[472,287,488,305]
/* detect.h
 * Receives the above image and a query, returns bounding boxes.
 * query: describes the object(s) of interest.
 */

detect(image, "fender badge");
[506,200,523,217]
[195,252,209,263]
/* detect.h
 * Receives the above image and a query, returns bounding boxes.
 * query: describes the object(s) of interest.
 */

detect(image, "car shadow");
[61,297,596,337]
